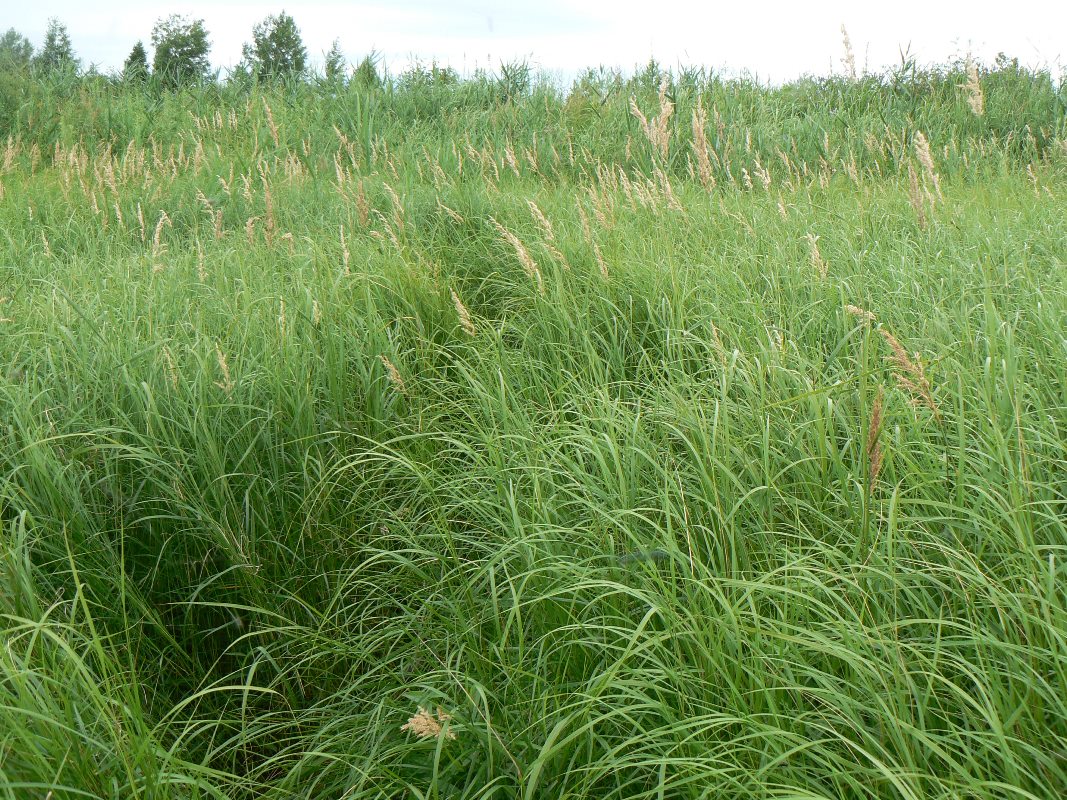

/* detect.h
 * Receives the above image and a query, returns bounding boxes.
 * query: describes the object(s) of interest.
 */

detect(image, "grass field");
[1,61,1066,799]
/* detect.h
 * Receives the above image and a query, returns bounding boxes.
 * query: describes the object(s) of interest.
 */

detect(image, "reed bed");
[1,58,1065,799]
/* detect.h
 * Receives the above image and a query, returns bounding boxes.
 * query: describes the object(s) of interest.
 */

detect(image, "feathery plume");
[489,216,543,293]
[437,199,465,224]
[963,61,984,116]
[451,289,477,336]
[907,162,928,229]
[152,209,171,259]
[845,304,877,323]
[214,344,234,394]
[913,131,942,200]
[840,24,857,81]
[630,76,674,160]
[401,707,455,740]
[161,345,179,390]
[261,170,275,248]
[526,200,554,240]
[262,97,280,147]
[879,328,940,420]
[691,101,716,191]
[379,355,406,393]
[245,216,258,246]
[593,242,609,280]
[806,233,828,279]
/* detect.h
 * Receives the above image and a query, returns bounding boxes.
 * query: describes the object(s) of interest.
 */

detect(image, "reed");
[0,54,1063,800]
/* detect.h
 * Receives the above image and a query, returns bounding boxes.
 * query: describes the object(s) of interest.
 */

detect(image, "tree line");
[1,12,368,87]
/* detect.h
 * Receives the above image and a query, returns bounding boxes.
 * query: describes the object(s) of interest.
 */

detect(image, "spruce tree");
[324,39,345,84]
[123,41,149,82]
[35,18,77,72]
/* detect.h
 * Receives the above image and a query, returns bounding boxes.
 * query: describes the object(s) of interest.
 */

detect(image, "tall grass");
[1,58,1066,799]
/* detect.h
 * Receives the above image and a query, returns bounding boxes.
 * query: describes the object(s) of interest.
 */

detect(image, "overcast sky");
[7,1,1066,83]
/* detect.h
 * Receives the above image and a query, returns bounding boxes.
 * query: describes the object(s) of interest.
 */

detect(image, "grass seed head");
[879,328,940,420]
[806,233,828,279]
[691,101,716,191]
[845,304,877,323]
[451,289,477,336]
[840,24,857,81]
[379,355,406,393]
[526,199,554,240]
[214,344,234,395]
[489,216,543,293]
[964,62,984,115]
[401,707,455,740]
[913,130,942,200]
[907,162,928,228]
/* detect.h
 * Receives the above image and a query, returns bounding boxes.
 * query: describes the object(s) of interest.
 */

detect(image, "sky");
[7,1,1066,83]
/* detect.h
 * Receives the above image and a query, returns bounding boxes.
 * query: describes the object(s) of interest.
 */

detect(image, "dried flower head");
[214,344,234,395]
[489,216,543,293]
[526,199,554,240]
[963,62,984,116]
[845,304,877,323]
[451,289,477,336]
[913,131,942,200]
[907,162,928,229]
[401,707,455,740]
[841,24,857,81]
[380,355,406,393]
[691,101,716,191]
[592,242,609,280]
[630,76,674,160]
[806,233,828,279]
[880,328,940,420]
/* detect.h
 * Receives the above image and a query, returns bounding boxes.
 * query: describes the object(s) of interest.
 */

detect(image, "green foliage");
[0,27,33,69]
[498,58,532,100]
[323,38,346,84]
[151,14,211,88]
[34,18,77,73]
[242,10,307,80]
[1,59,1066,800]
[122,40,149,82]
[351,52,382,90]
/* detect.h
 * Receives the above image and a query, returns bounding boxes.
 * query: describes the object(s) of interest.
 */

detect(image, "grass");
[1,59,1066,799]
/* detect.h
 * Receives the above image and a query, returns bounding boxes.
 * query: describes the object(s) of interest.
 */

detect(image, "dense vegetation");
[1,56,1066,799]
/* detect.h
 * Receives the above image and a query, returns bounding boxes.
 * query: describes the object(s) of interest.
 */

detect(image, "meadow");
[1,59,1066,799]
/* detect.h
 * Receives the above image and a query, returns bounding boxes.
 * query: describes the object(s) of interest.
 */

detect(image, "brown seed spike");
[879,328,940,420]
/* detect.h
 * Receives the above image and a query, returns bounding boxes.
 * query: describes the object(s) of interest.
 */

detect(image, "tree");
[324,39,345,83]
[35,18,77,72]
[151,15,210,88]
[123,41,149,82]
[242,11,306,80]
[0,28,33,70]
